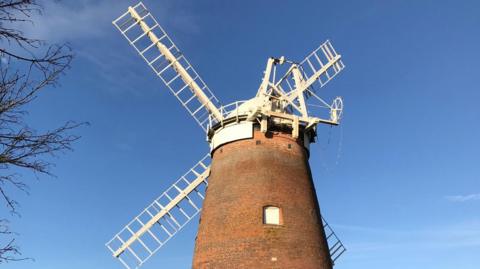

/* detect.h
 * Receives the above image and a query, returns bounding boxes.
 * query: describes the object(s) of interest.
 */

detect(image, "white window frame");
[263,206,281,225]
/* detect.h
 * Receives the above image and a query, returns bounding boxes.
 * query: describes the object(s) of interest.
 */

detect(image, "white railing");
[208,100,248,129]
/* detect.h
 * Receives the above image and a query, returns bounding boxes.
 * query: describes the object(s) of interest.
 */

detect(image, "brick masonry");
[192,129,333,269]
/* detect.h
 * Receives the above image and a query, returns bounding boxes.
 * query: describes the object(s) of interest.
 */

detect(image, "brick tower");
[192,128,333,269]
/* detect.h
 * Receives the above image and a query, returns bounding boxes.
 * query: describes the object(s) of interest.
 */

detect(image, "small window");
[263,206,281,225]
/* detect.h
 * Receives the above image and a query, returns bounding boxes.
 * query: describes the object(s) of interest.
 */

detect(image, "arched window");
[263,206,281,225]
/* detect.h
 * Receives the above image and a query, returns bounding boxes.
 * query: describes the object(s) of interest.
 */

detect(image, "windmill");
[106,2,347,269]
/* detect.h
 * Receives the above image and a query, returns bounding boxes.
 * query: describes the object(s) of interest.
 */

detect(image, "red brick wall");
[192,129,332,269]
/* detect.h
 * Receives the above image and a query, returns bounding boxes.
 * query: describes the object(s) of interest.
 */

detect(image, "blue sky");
[3,0,480,268]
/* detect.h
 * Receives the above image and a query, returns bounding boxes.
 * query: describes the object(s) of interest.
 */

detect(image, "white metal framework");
[205,40,345,146]
[113,2,223,131]
[257,40,345,124]
[106,155,210,269]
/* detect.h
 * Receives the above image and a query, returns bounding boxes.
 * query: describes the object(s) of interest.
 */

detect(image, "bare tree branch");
[0,219,31,263]
[0,0,84,263]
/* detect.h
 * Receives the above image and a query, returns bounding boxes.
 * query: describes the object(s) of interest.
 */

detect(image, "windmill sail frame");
[113,2,223,131]
[106,154,211,269]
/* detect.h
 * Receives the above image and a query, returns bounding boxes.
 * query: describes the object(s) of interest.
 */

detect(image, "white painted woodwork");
[210,122,253,152]
[264,206,281,225]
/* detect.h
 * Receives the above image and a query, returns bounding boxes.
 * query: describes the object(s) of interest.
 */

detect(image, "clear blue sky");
[3,0,480,268]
